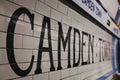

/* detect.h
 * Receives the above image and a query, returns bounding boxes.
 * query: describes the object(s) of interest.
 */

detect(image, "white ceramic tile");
[33,73,48,80]
[58,2,68,14]
[0,0,23,18]
[33,25,41,37]
[0,49,8,64]
[61,69,70,78]
[13,0,36,10]
[23,36,39,49]
[45,0,58,9]
[51,19,57,30]
[14,34,22,48]
[51,30,58,40]
[62,14,71,25]
[41,61,50,72]
[0,64,19,80]
[14,49,32,63]
[49,71,60,80]
[0,15,9,32]
[52,40,57,50]
[15,20,33,36]
[14,76,32,80]
[0,32,6,47]
[22,62,36,75]
[25,12,44,26]
[51,9,62,22]
[36,1,50,17]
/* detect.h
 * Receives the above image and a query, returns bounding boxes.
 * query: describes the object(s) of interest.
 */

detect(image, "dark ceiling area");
[118,0,120,5]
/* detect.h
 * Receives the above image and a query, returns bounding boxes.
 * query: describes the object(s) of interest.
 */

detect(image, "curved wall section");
[0,0,118,80]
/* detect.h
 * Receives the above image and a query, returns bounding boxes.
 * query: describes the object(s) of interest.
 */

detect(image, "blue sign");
[82,0,102,18]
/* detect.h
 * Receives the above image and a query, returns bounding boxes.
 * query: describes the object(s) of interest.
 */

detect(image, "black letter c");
[7,7,34,77]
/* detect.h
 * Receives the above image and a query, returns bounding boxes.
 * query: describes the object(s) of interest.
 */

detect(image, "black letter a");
[35,16,55,74]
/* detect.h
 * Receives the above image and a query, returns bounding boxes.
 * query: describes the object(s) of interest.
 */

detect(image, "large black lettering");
[102,40,105,61]
[81,31,88,65]
[88,34,94,63]
[35,16,55,74]
[73,28,81,67]
[57,22,72,70]
[99,38,102,62]
[6,7,34,77]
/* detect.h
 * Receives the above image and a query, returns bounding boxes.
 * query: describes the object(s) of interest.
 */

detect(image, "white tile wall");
[61,69,70,78]
[62,14,71,25]
[13,0,36,10]
[41,62,50,73]
[25,12,44,26]
[51,19,57,30]
[23,36,39,49]
[22,63,36,75]
[0,0,20,17]
[52,40,57,50]
[33,25,41,37]
[58,2,68,15]
[69,67,77,76]
[51,30,58,40]
[0,32,6,48]
[49,71,61,80]
[0,15,9,32]
[33,73,48,80]
[52,51,57,61]
[14,34,22,48]
[0,0,114,80]
[51,9,62,22]
[0,49,8,64]
[15,20,33,36]
[14,49,32,63]
[0,64,19,80]
[36,1,50,17]
[45,0,58,9]
[14,76,32,80]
